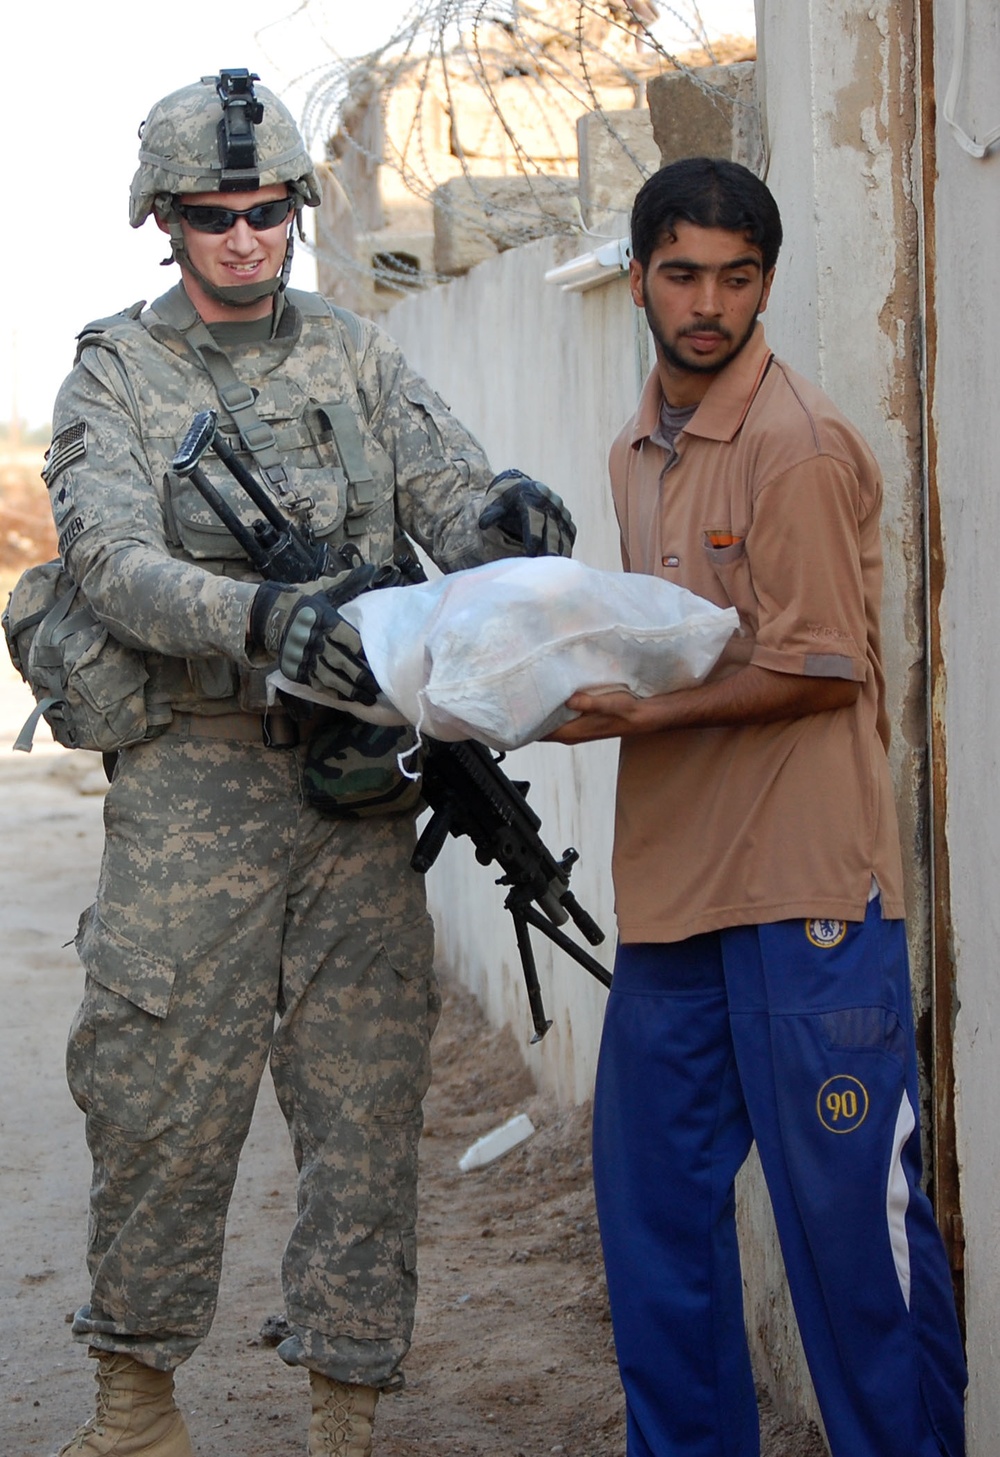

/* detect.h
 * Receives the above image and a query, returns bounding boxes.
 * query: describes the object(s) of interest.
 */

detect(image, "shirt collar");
[630,323,773,449]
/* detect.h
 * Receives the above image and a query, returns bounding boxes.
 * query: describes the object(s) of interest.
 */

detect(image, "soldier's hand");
[279,597,379,704]
[478,469,577,558]
[248,571,384,704]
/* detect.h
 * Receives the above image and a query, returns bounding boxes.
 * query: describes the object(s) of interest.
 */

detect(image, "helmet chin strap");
[162,214,295,308]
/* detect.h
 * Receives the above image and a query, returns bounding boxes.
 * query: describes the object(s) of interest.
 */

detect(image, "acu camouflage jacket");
[45,284,501,715]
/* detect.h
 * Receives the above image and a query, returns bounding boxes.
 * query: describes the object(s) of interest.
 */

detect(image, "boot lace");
[316,1382,355,1444]
[59,1356,130,1452]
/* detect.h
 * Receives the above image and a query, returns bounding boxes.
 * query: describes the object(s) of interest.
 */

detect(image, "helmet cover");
[130,71,321,227]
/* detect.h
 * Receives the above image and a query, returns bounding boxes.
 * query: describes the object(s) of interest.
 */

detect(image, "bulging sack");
[341,557,739,751]
[3,559,152,752]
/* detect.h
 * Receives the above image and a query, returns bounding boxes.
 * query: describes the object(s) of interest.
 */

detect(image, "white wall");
[932,2,1000,1447]
[385,235,638,1104]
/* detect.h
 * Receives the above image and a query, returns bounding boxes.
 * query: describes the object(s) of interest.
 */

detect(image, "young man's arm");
[546,663,859,744]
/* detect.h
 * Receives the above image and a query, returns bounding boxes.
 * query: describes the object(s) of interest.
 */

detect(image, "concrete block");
[728,63,765,174]
[365,229,436,301]
[647,62,761,168]
[577,109,661,232]
[433,176,580,276]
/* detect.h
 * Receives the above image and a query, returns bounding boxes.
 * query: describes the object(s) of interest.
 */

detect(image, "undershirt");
[649,398,697,467]
[205,290,286,347]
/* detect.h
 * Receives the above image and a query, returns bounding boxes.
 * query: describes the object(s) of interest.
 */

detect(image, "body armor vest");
[81,286,394,714]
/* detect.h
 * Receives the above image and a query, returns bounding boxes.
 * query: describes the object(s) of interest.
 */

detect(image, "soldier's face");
[165,183,291,314]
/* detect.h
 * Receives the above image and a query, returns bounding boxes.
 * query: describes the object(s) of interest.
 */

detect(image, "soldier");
[44,69,574,1457]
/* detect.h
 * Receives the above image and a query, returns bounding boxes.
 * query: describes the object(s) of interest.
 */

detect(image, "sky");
[3,0,754,432]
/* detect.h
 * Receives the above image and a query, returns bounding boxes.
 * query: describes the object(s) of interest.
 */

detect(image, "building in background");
[305,0,752,314]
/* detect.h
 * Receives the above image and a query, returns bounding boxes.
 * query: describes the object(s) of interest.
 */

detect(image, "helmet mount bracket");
[215,69,263,192]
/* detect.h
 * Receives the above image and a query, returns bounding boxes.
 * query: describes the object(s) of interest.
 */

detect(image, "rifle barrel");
[184,463,271,575]
[211,430,293,535]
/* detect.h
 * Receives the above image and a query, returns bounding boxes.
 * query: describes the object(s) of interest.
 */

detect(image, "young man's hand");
[546,669,861,744]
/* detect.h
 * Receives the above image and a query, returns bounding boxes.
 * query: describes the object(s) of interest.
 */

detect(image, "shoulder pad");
[285,288,366,353]
[75,301,147,354]
[77,300,146,338]
[326,302,366,353]
[284,287,328,318]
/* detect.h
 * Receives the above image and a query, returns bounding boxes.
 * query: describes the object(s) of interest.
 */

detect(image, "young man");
[41,70,573,1457]
[549,158,966,1457]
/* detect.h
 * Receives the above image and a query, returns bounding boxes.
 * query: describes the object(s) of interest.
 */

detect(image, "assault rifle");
[172,411,611,1041]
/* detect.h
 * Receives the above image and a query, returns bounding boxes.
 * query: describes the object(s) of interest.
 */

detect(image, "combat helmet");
[131,69,322,307]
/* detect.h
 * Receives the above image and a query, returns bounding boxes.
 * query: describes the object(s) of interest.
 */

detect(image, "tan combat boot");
[307,1372,379,1457]
[53,1352,194,1456]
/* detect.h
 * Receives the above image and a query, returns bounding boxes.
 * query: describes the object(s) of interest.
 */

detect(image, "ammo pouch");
[3,559,159,753]
[302,714,424,819]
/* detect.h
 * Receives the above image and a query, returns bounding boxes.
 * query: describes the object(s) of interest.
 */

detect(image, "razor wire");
[272,2,756,299]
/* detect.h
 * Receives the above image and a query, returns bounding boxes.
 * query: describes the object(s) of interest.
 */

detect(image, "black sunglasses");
[175,197,295,234]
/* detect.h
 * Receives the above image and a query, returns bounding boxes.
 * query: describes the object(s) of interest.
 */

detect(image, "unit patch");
[817,1075,869,1133]
[43,421,87,486]
[805,918,847,948]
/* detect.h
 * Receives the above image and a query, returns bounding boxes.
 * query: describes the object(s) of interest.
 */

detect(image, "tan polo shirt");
[609,323,904,943]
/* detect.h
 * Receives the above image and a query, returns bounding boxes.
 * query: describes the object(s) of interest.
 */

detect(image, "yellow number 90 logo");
[817,1075,869,1133]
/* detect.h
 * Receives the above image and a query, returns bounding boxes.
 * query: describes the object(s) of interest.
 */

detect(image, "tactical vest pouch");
[3,560,157,753]
[302,714,424,819]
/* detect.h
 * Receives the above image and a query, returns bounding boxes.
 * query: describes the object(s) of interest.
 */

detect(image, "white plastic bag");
[340,557,737,752]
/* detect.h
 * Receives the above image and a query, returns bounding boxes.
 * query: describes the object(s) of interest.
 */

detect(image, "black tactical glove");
[478,469,577,558]
[249,564,396,705]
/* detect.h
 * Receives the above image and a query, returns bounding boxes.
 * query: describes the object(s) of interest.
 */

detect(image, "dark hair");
[631,157,783,274]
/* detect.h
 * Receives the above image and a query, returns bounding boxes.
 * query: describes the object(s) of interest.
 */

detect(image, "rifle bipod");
[506,885,612,1043]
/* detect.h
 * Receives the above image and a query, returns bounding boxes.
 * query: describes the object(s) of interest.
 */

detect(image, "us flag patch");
[43,421,87,485]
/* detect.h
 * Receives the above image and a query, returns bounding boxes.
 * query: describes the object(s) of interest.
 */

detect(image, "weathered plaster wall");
[760,0,925,938]
[931,1,1000,1447]
[746,0,926,1433]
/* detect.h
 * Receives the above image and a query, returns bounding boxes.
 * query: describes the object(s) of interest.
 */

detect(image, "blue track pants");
[592,901,966,1457]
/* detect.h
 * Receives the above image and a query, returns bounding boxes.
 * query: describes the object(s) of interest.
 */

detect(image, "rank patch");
[50,481,74,527]
[43,421,87,485]
[817,1075,869,1133]
[805,918,847,948]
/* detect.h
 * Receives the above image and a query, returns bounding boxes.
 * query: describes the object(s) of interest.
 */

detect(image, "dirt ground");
[0,482,828,1455]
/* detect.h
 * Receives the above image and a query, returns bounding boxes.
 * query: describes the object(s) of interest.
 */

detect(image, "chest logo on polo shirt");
[805,918,847,948]
[817,1075,869,1134]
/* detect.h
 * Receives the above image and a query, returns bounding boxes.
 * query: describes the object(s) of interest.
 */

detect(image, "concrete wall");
[930,1,1000,1448]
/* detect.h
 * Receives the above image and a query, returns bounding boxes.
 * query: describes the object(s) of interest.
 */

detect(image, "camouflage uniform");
[47,280,506,1386]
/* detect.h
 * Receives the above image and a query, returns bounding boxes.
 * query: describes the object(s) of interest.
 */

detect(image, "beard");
[644,303,761,376]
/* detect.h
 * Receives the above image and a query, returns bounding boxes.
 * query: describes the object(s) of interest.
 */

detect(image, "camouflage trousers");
[65,725,440,1386]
